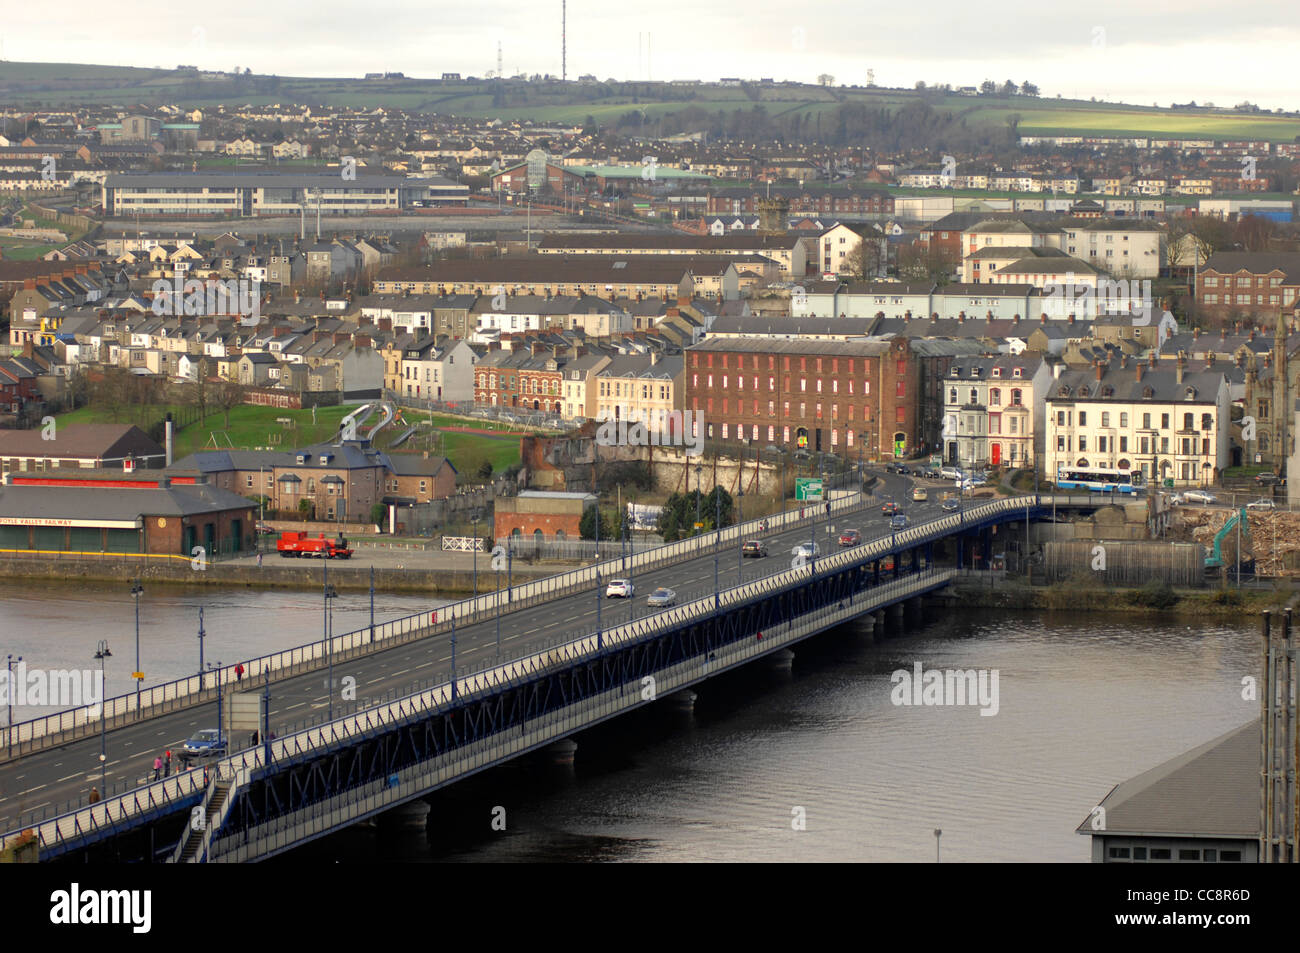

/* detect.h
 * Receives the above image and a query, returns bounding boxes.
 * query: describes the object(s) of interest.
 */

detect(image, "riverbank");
[0,555,568,595]
[936,576,1297,619]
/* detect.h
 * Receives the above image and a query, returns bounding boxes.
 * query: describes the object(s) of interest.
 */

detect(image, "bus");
[1055,467,1144,494]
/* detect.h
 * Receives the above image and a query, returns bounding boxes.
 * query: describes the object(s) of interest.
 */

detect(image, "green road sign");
[795,478,824,501]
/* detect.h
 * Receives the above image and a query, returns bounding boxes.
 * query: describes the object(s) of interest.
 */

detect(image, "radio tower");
[497,41,503,79]
[561,0,567,82]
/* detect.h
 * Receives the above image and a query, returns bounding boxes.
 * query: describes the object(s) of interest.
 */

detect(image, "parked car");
[941,498,960,513]
[1247,498,1276,511]
[605,579,635,598]
[742,539,769,558]
[940,466,962,480]
[911,487,928,502]
[881,501,900,515]
[1255,472,1283,486]
[1166,492,1186,506]
[838,529,862,547]
[646,587,677,608]
[895,464,911,476]
[1183,490,1218,504]
[180,729,227,764]
[890,514,908,530]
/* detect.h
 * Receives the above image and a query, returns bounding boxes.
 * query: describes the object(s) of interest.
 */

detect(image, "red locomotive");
[276,532,353,559]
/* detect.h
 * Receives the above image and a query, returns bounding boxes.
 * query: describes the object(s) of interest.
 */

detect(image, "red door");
[991,443,1001,465]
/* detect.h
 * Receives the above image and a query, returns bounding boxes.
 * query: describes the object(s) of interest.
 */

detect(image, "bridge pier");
[904,596,923,626]
[546,738,578,766]
[766,648,795,673]
[887,602,905,632]
[666,689,698,714]
[379,798,429,832]
[872,610,886,640]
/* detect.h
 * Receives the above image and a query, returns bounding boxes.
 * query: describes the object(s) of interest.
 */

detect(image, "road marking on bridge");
[285,702,306,711]
[56,773,79,782]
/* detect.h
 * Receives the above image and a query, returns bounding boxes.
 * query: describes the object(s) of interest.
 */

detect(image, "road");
[0,469,932,833]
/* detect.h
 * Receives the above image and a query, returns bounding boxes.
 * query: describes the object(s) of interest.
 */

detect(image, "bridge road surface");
[0,471,934,833]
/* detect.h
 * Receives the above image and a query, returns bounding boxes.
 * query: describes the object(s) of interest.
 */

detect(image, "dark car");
[895,464,911,476]
[941,498,961,513]
[742,540,768,558]
[890,514,908,530]
[838,529,862,547]
[1255,472,1283,486]
[881,501,900,515]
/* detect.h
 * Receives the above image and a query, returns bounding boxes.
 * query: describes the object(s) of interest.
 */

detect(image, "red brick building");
[493,490,596,542]
[1197,252,1300,321]
[683,337,919,459]
[707,187,893,217]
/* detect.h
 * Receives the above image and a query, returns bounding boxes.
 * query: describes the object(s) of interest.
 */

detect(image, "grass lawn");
[55,401,525,477]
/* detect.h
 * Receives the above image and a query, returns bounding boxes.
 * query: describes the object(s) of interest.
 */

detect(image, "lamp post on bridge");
[131,579,144,714]
[471,509,481,597]
[93,640,111,796]
[5,653,20,759]
[323,577,338,721]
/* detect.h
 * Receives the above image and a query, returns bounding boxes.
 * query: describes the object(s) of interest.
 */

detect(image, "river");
[0,584,1258,861]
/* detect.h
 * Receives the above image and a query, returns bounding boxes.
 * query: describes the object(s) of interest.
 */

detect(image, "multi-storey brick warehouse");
[683,338,919,459]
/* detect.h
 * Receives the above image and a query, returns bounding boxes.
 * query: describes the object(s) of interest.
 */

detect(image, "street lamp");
[93,640,111,796]
[5,654,20,759]
[323,579,338,721]
[131,579,143,713]
[695,463,703,535]
[471,509,481,597]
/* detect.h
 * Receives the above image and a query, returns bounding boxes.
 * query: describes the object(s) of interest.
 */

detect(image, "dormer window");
[1185,387,1196,400]
[1013,367,1022,378]
[992,367,1001,377]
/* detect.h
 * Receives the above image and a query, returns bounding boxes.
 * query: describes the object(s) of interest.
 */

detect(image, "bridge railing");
[1,487,869,758]
[2,533,958,856]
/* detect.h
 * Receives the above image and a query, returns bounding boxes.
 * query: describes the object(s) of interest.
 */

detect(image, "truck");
[277,532,353,559]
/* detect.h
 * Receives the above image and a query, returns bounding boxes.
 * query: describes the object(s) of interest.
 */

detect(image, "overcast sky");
[6,1,1297,111]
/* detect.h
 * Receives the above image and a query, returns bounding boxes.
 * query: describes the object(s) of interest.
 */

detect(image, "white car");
[1182,490,1218,504]
[605,578,635,598]
[1246,498,1276,511]
[1166,492,1186,506]
[793,542,819,560]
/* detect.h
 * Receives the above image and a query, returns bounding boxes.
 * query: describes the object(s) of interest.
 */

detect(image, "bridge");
[0,479,1101,862]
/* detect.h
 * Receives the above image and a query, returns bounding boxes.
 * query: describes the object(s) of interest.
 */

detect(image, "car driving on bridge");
[941,498,961,513]
[646,587,677,608]
[838,529,862,547]
[881,501,900,515]
[742,539,768,557]
[180,729,227,764]
[605,579,635,598]
[890,514,908,530]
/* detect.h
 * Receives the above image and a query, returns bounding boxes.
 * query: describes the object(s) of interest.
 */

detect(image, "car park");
[605,579,635,598]
[180,729,227,764]
[1247,498,1276,511]
[742,540,768,558]
[646,587,677,608]
[838,529,862,547]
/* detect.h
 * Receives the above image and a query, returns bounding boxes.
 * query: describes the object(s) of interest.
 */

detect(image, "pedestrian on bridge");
[164,749,172,777]
[236,663,244,683]
[153,756,162,781]
[89,786,101,804]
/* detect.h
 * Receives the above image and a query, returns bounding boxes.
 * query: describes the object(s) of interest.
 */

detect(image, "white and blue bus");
[1055,467,1144,494]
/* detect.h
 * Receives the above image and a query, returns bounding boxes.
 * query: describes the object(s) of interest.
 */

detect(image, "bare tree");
[846,231,888,279]
[215,374,245,428]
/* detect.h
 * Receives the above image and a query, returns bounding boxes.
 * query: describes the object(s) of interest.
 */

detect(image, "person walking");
[153,756,162,781]
[89,786,101,804]
[235,663,244,683]
[257,552,263,568]
[164,749,172,777]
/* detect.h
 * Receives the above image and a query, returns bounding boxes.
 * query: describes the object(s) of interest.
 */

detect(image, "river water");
[0,584,1259,861]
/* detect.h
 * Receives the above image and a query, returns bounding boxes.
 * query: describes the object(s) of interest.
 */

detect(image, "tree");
[1001,80,1018,96]
[1021,81,1040,96]
[475,458,494,480]
[980,80,997,95]
[817,74,835,87]
[215,375,244,428]
[1189,215,1233,268]
[579,504,618,541]
[846,231,888,278]
[298,498,314,521]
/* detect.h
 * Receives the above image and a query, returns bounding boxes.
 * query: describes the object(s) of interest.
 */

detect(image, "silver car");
[646,587,677,608]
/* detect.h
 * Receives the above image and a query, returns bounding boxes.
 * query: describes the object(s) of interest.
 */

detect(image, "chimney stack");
[1135,360,1144,382]
[1176,354,1185,384]
[1095,360,1103,381]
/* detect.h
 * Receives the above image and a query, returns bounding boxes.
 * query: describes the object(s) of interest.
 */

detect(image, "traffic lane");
[0,499,883,819]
